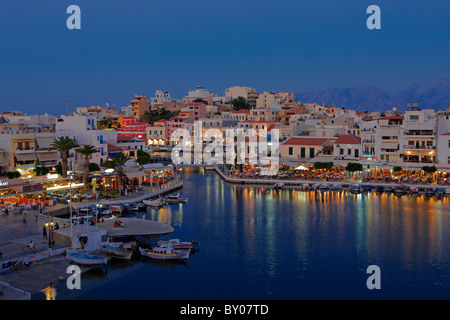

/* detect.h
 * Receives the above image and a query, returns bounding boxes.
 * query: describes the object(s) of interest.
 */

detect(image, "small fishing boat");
[157,239,199,251]
[384,186,394,193]
[425,188,435,196]
[410,187,419,194]
[102,244,133,260]
[143,198,166,207]
[162,194,188,204]
[139,245,190,260]
[109,204,124,214]
[349,184,362,194]
[273,182,284,190]
[436,188,446,197]
[362,184,372,191]
[394,186,407,196]
[319,184,330,192]
[78,206,97,215]
[375,185,385,193]
[331,184,342,192]
[66,251,107,266]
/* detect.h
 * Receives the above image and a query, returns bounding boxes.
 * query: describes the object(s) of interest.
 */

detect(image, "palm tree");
[75,145,99,191]
[111,153,131,191]
[51,137,78,178]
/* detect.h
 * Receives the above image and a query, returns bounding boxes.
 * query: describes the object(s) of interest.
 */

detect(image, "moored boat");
[394,186,407,196]
[375,185,385,193]
[102,244,133,260]
[66,251,107,266]
[319,184,330,192]
[143,198,166,207]
[410,187,419,194]
[349,184,362,194]
[274,182,284,190]
[139,245,190,260]
[162,194,188,203]
[109,204,124,214]
[331,184,342,192]
[157,239,199,251]
[384,186,394,193]
[425,188,435,196]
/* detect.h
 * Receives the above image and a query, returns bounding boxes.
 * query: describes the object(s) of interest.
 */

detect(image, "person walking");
[43,225,47,238]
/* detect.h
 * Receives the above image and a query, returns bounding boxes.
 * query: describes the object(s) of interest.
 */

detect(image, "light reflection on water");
[35,172,450,300]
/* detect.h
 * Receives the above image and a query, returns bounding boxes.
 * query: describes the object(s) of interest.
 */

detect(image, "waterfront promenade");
[0,179,183,298]
[214,165,446,190]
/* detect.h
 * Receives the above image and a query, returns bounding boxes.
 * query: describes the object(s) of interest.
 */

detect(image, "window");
[410,115,419,120]
[348,148,351,156]
[340,149,344,155]
[288,147,293,155]
[309,148,315,158]
[301,148,305,158]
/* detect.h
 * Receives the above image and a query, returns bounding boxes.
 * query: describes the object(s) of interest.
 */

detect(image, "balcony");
[362,139,375,144]
[15,148,35,153]
[403,145,435,150]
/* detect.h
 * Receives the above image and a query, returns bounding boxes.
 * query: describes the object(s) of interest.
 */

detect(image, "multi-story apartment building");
[402,108,436,164]
[56,115,115,171]
[151,90,172,107]
[178,102,207,121]
[129,95,150,119]
[0,130,58,177]
[146,121,167,146]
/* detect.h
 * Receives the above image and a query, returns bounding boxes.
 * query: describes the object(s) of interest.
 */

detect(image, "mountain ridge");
[296,79,450,111]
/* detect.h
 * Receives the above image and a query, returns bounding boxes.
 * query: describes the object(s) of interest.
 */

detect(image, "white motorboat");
[157,239,199,251]
[143,198,166,207]
[162,194,188,203]
[139,245,190,260]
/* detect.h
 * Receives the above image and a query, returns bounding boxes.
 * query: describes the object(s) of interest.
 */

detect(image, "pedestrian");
[22,210,26,224]
[34,211,38,222]
[39,203,43,215]
[43,225,47,238]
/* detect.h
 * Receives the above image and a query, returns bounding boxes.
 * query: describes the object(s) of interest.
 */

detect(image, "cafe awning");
[36,152,58,161]
[15,153,37,161]
[36,137,55,149]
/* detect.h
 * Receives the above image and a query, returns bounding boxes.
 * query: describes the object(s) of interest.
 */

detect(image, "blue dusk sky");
[0,0,449,114]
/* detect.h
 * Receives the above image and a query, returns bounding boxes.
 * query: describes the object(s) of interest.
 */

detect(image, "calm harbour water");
[33,170,450,300]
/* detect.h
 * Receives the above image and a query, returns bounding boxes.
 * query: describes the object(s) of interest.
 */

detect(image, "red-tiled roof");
[283,137,330,146]
[107,144,123,152]
[335,135,361,145]
[232,109,250,114]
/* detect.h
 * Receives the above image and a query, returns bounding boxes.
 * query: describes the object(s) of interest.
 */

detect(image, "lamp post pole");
[69,172,74,249]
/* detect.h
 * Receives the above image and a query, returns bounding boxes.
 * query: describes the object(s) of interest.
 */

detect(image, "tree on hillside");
[231,96,250,110]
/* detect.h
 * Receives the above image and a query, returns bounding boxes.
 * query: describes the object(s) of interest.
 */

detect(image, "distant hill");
[296,79,450,112]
